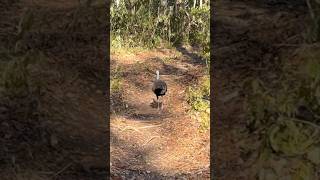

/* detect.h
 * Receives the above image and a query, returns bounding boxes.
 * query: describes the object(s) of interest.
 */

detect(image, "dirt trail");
[214,0,306,179]
[110,48,210,179]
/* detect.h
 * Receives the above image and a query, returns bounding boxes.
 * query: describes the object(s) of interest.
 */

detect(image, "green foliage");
[186,75,210,131]
[16,7,34,43]
[306,0,320,42]
[189,6,210,47]
[111,0,210,52]
[268,119,316,156]
[292,161,315,180]
[258,168,278,180]
[111,0,163,48]
[190,6,210,68]
[110,65,123,93]
[111,35,125,49]
[0,48,46,138]
[111,78,122,93]
[0,50,44,99]
[244,58,320,179]
[306,145,320,165]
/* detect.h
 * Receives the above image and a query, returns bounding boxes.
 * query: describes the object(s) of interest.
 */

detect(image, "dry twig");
[142,136,160,147]
[52,163,73,177]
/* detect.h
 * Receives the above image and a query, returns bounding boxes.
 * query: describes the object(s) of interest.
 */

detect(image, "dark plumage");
[152,70,167,112]
[152,80,167,99]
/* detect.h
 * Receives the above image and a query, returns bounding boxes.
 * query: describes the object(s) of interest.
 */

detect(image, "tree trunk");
[174,0,177,14]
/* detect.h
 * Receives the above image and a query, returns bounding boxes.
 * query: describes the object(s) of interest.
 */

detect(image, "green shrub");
[0,48,47,165]
[306,0,320,42]
[111,77,122,93]
[186,75,210,131]
[111,0,210,51]
[0,50,43,98]
[189,6,210,47]
[110,65,123,93]
[243,57,320,179]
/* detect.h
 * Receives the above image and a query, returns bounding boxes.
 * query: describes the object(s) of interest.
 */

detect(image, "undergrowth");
[111,65,124,94]
[111,0,210,64]
[186,75,210,131]
[243,53,320,179]
[0,6,53,167]
[110,65,125,114]
[0,47,50,165]
[306,0,320,42]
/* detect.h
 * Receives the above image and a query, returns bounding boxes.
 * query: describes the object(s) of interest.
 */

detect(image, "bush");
[110,65,123,94]
[186,75,210,131]
[111,0,210,51]
[0,48,48,165]
[243,57,320,179]
[306,0,320,42]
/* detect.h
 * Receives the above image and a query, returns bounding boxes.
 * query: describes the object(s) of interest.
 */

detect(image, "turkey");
[152,70,167,113]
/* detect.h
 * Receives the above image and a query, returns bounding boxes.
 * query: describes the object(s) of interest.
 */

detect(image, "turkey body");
[152,70,167,112]
[152,79,167,100]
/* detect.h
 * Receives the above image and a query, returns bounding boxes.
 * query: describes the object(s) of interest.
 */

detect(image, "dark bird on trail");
[152,70,167,113]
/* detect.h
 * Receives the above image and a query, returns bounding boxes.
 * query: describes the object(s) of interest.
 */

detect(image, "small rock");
[146,170,151,174]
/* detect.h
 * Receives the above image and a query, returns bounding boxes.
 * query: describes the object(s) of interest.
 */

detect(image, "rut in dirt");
[110,48,210,179]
